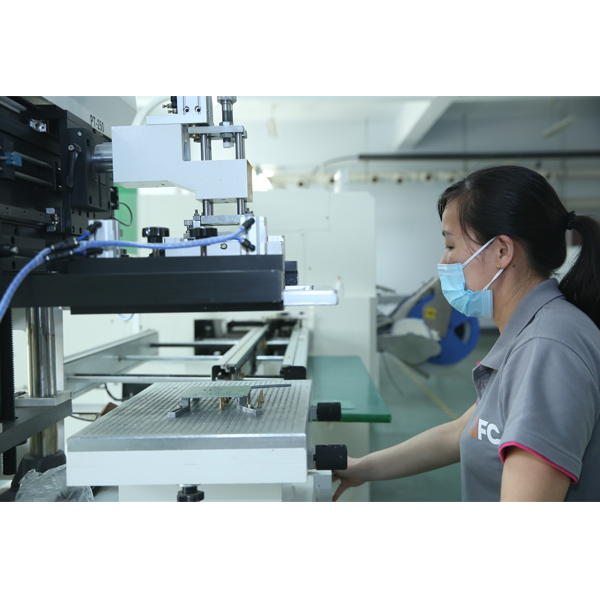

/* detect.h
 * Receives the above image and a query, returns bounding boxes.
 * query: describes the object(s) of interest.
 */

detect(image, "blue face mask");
[437,237,504,319]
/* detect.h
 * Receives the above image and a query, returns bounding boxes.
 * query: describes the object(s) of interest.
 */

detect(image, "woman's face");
[440,200,499,292]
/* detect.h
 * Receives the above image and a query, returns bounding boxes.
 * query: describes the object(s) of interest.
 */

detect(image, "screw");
[195,106,201,113]
[77,131,82,137]
[184,106,190,113]
[220,243,227,250]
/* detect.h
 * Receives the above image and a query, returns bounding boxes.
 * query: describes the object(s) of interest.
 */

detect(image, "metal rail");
[64,331,159,398]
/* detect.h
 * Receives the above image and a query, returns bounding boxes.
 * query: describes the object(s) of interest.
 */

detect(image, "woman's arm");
[500,446,571,501]
[332,403,476,501]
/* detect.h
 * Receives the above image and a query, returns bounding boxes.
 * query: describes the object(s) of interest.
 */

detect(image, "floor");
[369,330,499,502]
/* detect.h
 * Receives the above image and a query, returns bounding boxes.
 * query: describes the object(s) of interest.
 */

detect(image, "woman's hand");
[332,456,366,501]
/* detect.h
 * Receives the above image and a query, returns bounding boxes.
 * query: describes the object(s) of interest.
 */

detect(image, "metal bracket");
[4,151,22,167]
[15,390,72,408]
[237,396,264,417]
[188,125,247,138]
[280,321,308,379]
[167,398,191,419]
[29,119,47,133]
[199,214,250,226]
[283,286,338,306]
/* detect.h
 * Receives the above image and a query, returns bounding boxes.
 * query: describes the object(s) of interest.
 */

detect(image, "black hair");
[437,164,600,328]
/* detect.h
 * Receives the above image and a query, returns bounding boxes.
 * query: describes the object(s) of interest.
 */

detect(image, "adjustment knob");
[142,227,170,243]
[177,485,205,502]
[188,227,218,240]
[316,402,342,422]
[314,445,348,471]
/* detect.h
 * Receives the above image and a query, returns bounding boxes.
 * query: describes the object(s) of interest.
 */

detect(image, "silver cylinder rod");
[92,143,113,173]
[27,307,56,398]
[200,134,210,160]
[26,307,59,459]
[203,200,213,216]
[236,199,247,215]
[200,135,213,160]
[235,133,245,159]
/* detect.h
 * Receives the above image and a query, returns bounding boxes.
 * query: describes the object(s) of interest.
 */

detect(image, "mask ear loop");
[461,237,497,269]
[483,267,504,291]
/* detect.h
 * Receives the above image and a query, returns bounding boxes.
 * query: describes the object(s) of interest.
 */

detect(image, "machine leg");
[11,308,66,490]
[0,309,17,476]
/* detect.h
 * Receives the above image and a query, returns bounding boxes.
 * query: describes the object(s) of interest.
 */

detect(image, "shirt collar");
[479,278,564,371]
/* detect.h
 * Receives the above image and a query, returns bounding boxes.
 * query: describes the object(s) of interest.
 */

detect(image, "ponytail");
[559,214,600,329]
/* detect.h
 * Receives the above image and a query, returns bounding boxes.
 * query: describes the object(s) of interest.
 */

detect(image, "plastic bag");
[15,465,94,502]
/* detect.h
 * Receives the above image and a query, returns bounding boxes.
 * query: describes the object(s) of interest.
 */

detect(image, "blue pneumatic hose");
[75,226,246,254]
[0,226,248,324]
[0,247,53,324]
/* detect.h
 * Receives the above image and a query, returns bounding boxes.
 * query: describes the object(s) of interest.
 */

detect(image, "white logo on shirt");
[468,418,501,446]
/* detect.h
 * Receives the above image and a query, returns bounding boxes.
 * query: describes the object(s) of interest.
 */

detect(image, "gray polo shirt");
[460,278,600,501]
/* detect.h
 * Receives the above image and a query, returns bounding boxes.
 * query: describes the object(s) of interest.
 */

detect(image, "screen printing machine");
[0,95,381,502]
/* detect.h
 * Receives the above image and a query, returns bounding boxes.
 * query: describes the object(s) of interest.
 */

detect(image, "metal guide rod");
[235,132,247,214]
[69,375,211,383]
[117,355,284,362]
[26,307,58,458]
[151,340,239,347]
[15,172,53,188]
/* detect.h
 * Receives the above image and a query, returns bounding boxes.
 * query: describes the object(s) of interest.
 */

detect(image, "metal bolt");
[220,243,227,250]
[184,106,190,113]
[77,131,82,136]
[195,106,201,113]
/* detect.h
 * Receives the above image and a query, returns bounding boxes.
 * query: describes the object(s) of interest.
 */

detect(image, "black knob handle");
[142,227,170,244]
[177,485,204,502]
[188,227,217,239]
[66,143,81,190]
[316,402,342,422]
[314,445,347,471]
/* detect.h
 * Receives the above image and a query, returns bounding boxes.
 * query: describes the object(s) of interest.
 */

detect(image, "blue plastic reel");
[408,294,480,365]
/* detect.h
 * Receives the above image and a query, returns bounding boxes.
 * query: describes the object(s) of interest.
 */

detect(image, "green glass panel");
[308,356,391,423]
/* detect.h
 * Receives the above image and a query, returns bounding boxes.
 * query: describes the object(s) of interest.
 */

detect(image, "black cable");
[104,383,126,402]
[70,414,96,422]
[382,352,404,397]
[114,200,133,227]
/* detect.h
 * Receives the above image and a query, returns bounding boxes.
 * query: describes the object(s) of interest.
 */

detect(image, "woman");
[334,165,600,502]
